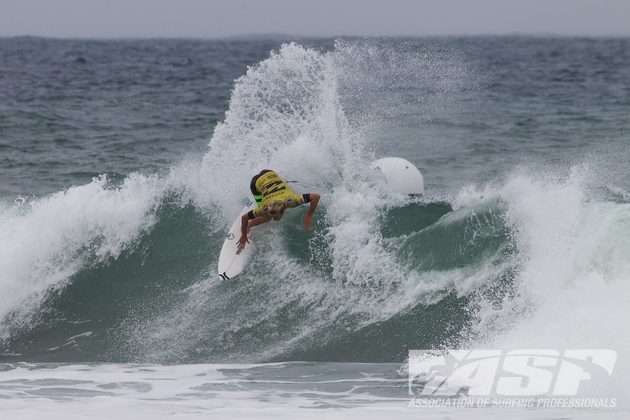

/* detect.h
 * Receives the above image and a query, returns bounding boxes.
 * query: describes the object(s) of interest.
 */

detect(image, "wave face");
[1,40,630,410]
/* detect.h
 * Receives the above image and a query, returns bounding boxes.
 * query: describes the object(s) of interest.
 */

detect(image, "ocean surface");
[1,36,629,419]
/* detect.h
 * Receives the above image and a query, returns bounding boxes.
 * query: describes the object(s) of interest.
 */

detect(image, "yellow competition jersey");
[251,171,307,218]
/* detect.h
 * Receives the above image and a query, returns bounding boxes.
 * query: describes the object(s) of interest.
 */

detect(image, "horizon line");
[2,32,630,41]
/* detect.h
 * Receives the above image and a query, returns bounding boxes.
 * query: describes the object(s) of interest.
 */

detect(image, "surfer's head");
[268,200,286,221]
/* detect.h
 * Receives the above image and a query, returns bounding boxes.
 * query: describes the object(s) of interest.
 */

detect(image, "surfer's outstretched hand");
[237,235,249,252]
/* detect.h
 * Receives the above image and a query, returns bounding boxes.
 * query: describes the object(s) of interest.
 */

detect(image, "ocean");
[1,36,629,419]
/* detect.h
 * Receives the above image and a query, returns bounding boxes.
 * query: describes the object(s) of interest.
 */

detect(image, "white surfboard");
[371,157,424,195]
[218,199,257,280]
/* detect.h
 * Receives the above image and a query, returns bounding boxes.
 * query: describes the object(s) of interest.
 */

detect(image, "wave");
[1,41,629,411]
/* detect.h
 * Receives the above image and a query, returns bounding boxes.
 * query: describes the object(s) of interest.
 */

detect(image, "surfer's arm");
[237,212,272,251]
[303,193,320,230]
[248,215,272,229]
[237,214,250,251]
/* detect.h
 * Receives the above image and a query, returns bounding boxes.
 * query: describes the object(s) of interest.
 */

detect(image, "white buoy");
[371,157,424,195]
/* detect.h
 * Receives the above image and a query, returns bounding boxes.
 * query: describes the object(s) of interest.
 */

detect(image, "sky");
[1,0,629,38]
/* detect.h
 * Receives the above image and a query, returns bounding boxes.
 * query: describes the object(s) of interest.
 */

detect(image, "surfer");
[237,169,320,251]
